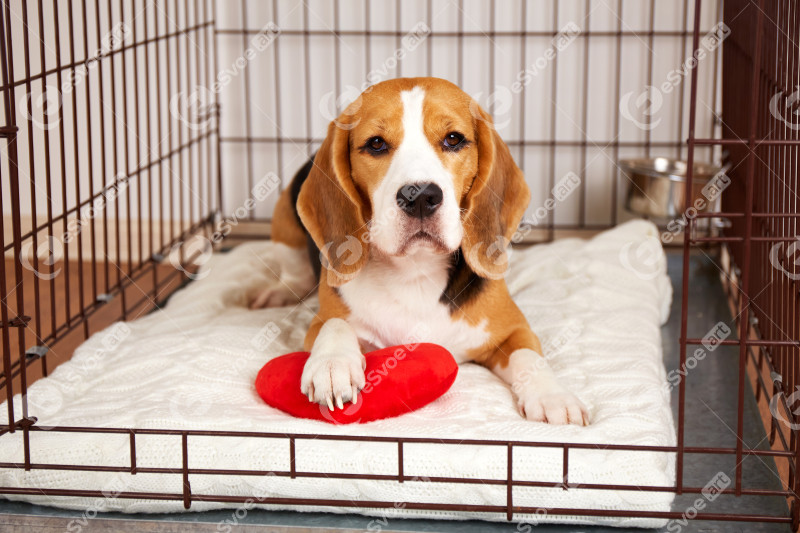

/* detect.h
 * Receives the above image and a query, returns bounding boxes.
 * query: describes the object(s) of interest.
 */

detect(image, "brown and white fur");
[252,78,588,425]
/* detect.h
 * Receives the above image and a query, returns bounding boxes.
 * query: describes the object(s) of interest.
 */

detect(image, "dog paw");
[517,387,588,425]
[300,351,366,410]
[249,286,302,309]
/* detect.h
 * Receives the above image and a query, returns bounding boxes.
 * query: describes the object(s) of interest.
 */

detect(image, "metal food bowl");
[620,157,723,219]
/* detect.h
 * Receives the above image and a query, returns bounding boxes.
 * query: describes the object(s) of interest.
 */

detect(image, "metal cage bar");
[0,0,797,528]
[0,0,221,427]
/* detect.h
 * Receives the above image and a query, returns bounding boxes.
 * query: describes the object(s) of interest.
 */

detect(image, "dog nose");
[396,182,443,219]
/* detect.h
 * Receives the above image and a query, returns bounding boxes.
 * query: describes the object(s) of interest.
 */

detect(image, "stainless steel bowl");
[620,157,723,219]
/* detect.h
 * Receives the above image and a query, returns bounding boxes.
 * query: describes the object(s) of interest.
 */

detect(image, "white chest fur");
[338,251,489,363]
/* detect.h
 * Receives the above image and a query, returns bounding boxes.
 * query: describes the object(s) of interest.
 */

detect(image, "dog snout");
[395,182,443,219]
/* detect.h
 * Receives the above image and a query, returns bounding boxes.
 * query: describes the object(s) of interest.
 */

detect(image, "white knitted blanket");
[0,220,676,527]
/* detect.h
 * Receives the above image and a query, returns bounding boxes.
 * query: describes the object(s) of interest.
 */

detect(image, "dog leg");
[250,242,316,308]
[489,329,588,425]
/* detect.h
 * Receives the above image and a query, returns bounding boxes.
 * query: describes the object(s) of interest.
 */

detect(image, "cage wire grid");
[0,0,797,528]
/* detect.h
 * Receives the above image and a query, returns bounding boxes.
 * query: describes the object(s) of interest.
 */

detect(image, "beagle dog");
[252,77,587,425]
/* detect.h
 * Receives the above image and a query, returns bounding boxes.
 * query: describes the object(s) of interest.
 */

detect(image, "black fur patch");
[306,233,322,283]
[289,157,314,223]
[289,157,321,282]
[440,250,486,312]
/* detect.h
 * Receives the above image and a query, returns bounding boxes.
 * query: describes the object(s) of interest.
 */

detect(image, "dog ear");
[461,104,530,279]
[297,120,369,287]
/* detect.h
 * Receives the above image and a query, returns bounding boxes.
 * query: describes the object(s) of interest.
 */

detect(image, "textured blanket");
[0,220,676,527]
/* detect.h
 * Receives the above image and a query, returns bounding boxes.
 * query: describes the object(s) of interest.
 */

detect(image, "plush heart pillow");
[255,343,458,424]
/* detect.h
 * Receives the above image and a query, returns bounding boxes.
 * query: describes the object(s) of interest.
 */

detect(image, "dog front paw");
[300,351,366,410]
[517,387,588,425]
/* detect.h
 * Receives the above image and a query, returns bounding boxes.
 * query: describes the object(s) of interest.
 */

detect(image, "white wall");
[217,0,723,225]
[3,0,722,260]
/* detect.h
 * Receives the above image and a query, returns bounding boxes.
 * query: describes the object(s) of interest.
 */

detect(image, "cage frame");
[0,0,798,528]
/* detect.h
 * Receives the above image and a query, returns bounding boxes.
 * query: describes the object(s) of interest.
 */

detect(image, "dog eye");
[364,136,388,154]
[442,132,465,151]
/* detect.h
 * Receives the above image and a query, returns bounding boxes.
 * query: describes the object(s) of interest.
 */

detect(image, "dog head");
[297,77,530,286]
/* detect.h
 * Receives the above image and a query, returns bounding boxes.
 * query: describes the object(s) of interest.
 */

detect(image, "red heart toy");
[255,343,458,424]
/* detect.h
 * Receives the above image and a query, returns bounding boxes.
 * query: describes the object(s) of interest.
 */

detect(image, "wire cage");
[0,0,798,528]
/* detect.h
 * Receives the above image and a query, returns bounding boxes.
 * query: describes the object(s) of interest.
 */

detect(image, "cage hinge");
[151,253,165,263]
[0,125,19,137]
[0,315,30,328]
[25,345,48,360]
[96,293,114,303]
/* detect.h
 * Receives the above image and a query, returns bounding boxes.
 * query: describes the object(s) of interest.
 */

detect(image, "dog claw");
[336,395,344,410]
[306,384,315,404]
[326,396,334,411]
[351,386,359,404]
